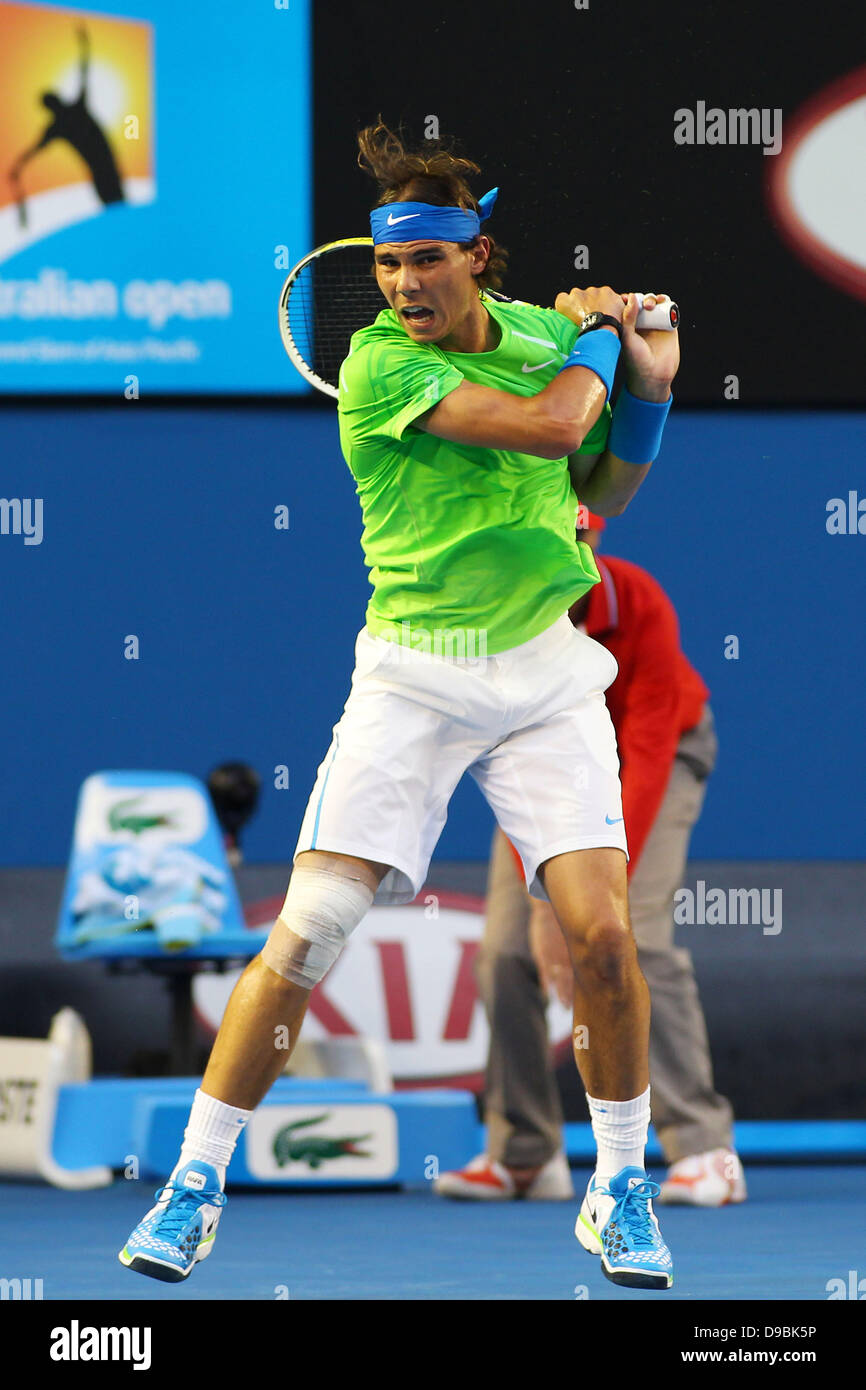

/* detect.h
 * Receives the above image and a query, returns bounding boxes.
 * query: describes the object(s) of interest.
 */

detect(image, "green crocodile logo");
[108,797,176,835]
[272,1113,372,1169]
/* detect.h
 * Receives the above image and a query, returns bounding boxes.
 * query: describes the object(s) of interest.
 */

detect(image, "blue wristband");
[557,329,621,401]
[607,385,672,463]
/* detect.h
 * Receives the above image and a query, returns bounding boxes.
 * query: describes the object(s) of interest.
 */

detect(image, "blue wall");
[3,405,864,866]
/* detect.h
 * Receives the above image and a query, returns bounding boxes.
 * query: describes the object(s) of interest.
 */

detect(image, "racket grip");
[634,294,679,331]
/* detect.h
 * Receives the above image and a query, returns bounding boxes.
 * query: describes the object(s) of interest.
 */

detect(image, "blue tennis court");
[3,1164,861,1301]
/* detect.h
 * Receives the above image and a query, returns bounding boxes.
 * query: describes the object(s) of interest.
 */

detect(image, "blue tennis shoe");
[576,1165,674,1289]
[119,1160,227,1283]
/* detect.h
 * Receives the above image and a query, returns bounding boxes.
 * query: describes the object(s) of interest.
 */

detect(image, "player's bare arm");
[416,373,609,460]
[416,284,626,458]
[562,290,680,515]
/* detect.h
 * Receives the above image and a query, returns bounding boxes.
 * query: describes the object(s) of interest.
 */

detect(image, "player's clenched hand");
[529,899,574,1009]
[619,292,679,402]
[554,285,625,330]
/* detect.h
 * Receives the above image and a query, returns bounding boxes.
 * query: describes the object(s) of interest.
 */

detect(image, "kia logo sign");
[193,890,573,1092]
[767,64,866,302]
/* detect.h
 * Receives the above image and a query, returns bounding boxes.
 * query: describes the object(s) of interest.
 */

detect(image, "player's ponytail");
[356,118,509,291]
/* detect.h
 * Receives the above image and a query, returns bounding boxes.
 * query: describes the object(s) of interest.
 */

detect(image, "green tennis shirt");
[337,290,611,655]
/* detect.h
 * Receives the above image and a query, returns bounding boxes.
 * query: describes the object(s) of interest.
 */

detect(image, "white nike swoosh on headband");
[387,212,421,225]
[521,358,557,372]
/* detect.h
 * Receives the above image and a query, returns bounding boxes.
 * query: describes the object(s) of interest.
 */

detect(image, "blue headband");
[370,187,499,244]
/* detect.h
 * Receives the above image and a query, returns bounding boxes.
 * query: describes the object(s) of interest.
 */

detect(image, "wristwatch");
[579,312,623,339]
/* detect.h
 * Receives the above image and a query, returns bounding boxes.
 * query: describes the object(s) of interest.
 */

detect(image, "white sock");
[587,1086,651,1182]
[173,1088,253,1188]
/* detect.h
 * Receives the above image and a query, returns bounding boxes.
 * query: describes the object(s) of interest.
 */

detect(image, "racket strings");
[285,247,386,390]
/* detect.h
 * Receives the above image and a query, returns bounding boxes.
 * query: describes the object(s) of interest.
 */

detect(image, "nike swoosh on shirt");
[605,814,624,825]
[387,212,421,225]
[521,358,557,372]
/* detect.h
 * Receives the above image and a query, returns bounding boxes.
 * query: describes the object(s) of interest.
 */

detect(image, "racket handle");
[634,293,679,331]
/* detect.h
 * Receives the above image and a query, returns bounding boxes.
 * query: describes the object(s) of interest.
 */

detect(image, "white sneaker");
[657,1147,747,1206]
[433,1150,574,1201]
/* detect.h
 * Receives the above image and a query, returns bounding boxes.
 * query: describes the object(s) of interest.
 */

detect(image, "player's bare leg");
[538,846,649,1098]
[201,850,390,1110]
[120,849,389,1282]
[539,846,672,1289]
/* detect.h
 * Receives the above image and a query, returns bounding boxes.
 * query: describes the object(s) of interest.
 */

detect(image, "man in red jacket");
[435,512,745,1207]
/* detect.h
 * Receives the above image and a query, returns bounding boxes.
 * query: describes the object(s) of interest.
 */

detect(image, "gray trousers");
[475,706,735,1167]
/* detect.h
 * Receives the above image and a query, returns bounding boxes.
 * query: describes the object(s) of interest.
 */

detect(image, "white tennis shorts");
[293,613,628,904]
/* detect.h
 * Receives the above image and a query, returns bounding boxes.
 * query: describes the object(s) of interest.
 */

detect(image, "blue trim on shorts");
[310,731,340,848]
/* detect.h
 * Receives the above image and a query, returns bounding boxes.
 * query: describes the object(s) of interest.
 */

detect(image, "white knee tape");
[260,865,375,989]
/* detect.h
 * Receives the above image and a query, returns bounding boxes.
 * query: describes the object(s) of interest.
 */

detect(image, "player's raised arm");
[566,291,679,516]
[415,375,608,461]
[416,285,625,460]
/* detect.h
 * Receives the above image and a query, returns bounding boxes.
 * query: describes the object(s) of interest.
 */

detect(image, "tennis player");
[120,122,680,1290]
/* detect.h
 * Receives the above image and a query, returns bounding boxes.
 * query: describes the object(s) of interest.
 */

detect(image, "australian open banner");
[0,0,310,392]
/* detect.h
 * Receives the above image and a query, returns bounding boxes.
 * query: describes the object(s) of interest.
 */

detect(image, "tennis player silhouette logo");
[8,24,125,228]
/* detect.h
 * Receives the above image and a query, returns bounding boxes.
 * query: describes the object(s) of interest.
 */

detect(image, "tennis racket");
[278,235,678,399]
